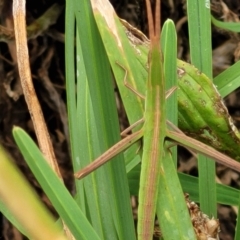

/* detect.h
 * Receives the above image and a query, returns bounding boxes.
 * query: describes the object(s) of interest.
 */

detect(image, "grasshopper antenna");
[145,0,161,41]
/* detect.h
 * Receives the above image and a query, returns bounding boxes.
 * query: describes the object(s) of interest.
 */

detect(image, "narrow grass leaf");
[213,60,240,97]
[161,19,178,166]
[156,20,195,239]
[179,173,240,206]
[128,170,240,206]
[74,0,136,239]
[65,0,85,208]
[0,145,67,240]
[157,148,196,240]
[211,15,240,33]
[75,34,116,238]
[13,127,101,240]
[90,0,146,125]
[187,0,217,216]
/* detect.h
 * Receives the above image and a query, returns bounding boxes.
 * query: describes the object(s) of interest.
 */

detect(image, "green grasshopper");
[75,0,240,238]
[135,0,166,237]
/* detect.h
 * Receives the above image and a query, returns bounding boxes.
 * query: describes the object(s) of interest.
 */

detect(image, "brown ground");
[0,0,240,239]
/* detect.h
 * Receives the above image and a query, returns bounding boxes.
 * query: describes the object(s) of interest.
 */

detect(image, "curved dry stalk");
[12,0,62,177]
[12,0,74,239]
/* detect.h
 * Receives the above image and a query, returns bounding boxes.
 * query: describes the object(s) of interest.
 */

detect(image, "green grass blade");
[75,35,116,238]
[0,145,66,240]
[187,2,212,73]
[161,19,178,166]
[179,173,239,206]
[157,147,196,239]
[128,170,240,206]
[187,0,217,217]
[73,0,136,239]
[211,15,240,32]
[89,0,146,125]
[213,60,240,97]
[12,127,101,240]
[65,0,85,208]
[155,20,195,239]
